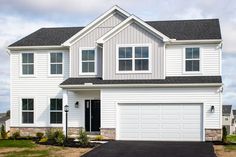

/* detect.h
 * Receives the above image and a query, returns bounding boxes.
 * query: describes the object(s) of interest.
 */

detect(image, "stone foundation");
[10,127,82,137]
[100,128,116,139]
[205,129,222,141]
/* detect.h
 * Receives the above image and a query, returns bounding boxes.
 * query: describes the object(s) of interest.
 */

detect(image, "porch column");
[63,89,68,134]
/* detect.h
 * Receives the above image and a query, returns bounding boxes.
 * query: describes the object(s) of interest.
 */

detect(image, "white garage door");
[117,104,203,141]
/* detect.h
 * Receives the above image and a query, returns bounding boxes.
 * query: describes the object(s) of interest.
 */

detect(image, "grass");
[0,140,36,148]
[224,145,236,151]
[227,135,236,143]
[5,149,50,157]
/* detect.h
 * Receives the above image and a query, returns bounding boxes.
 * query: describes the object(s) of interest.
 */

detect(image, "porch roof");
[60,76,222,88]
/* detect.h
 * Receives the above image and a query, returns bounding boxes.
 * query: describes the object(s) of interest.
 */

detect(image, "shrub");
[94,135,103,141]
[12,131,21,140]
[45,129,55,140]
[54,130,65,145]
[78,130,89,147]
[1,125,7,139]
[39,137,48,143]
[222,126,227,143]
[36,132,44,139]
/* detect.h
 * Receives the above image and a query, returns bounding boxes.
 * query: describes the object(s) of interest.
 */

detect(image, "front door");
[85,100,101,132]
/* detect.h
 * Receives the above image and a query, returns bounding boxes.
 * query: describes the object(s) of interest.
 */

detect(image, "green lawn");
[0,140,36,148]
[227,135,236,143]
[5,149,49,157]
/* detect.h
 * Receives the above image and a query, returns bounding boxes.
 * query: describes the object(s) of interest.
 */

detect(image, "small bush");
[222,126,227,143]
[39,137,48,143]
[36,132,44,139]
[78,130,89,147]
[94,135,103,141]
[1,125,7,139]
[54,130,65,145]
[45,129,55,140]
[12,131,20,140]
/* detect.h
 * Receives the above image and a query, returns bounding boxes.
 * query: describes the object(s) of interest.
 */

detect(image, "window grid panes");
[118,46,149,71]
[185,48,200,72]
[22,53,34,75]
[22,99,34,124]
[81,50,95,73]
[50,53,63,74]
[50,99,63,124]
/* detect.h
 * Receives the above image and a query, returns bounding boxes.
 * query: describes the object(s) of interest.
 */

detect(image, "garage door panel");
[118,103,202,141]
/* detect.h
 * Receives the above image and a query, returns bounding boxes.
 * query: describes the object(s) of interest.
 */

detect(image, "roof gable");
[97,15,170,43]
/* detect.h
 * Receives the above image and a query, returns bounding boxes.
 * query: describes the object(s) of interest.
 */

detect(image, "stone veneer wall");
[205,129,222,141]
[100,128,116,139]
[10,127,82,137]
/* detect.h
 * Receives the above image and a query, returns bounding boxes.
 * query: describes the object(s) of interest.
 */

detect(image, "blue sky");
[0,0,236,112]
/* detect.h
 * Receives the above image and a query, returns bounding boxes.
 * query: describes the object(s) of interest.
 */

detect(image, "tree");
[6,110,10,118]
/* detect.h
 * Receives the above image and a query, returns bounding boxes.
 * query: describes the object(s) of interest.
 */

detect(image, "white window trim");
[48,52,64,77]
[183,47,202,75]
[20,97,35,125]
[116,44,152,74]
[20,52,36,77]
[79,47,97,75]
[49,98,63,125]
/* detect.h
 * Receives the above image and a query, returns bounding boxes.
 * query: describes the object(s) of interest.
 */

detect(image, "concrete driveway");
[82,141,216,157]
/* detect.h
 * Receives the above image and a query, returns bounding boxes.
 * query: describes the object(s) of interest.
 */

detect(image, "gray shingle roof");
[223,105,232,116]
[60,76,222,86]
[9,27,84,47]
[9,19,221,47]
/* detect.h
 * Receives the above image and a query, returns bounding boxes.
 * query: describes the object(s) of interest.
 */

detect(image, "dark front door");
[85,100,101,132]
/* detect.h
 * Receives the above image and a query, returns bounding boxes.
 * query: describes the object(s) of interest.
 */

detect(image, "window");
[22,99,34,124]
[50,53,63,75]
[118,45,150,72]
[185,48,200,72]
[22,53,34,75]
[80,49,96,74]
[50,99,63,124]
[225,118,228,121]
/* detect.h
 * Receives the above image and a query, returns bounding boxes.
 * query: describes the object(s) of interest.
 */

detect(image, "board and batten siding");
[166,44,221,76]
[101,87,221,129]
[70,12,126,77]
[103,22,165,80]
[10,50,69,127]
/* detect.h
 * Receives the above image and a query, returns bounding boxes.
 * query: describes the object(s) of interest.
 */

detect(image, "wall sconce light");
[75,101,79,108]
[211,106,215,113]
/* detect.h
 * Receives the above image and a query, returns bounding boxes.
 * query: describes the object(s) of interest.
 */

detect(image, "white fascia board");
[62,5,130,46]
[60,83,223,89]
[97,15,171,44]
[167,39,223,44]
[7,45,68,51]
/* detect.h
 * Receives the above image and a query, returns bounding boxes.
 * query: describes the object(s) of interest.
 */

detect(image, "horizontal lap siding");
[166,44,221,76]
[101,87,221,129]
[71,13,126,77]
[103,22,165,80]
[10,50,69,127]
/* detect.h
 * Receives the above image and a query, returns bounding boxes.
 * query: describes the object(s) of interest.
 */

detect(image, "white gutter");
[60,83,223,89]
[167,39,222,44]
[7,45,68,50]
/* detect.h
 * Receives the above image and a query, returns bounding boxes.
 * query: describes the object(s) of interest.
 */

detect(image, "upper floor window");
[80,48,96,75]
[50,98,63,124]
[22,53,34,75]
[185,48,200,72]
[118,45,150,72]
[50,52,63,75]
[22,98,34,124]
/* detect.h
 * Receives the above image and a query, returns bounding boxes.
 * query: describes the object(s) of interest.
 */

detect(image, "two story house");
[222,105,234,135]
[7,6,223,141]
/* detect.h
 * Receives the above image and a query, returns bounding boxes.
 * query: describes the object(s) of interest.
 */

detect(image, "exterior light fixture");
[75,101,79,108]
[64,105,69,141]
[211,106,215,113]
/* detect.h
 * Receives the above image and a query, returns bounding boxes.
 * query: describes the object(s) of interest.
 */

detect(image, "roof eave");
[7,45,68,51]
[167,39,222,44]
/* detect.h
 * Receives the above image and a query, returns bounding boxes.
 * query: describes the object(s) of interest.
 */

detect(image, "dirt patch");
[214,145,236,157]
[0,148,27,154]
[51,147,93,157]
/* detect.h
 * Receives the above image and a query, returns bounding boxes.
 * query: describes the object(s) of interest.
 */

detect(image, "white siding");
[103,22,165,80]
[101,87,221,129]
[166,44,221,76]
[10,50,69,127]
[70,12,126,77]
